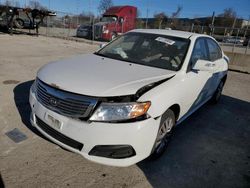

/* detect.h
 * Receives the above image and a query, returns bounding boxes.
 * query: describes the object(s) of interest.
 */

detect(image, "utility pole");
[231,16,237,35]
[46,0,51,36]
[76,0,79,26]
[89,0,91,23]
[146,8,149,29]
[210,11,215,35]
[145,0,149,29]
[211,11,215,26]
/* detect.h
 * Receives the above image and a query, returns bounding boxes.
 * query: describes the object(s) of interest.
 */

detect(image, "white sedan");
[29,29,228,167]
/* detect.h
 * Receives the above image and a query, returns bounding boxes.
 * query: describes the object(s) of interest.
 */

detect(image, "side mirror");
[192,59,215,72]
[119,18,124,23]
[99,43,106,49]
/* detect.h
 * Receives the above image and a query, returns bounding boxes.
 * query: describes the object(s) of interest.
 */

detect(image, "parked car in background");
[76,6,137,41]
[14,18,37,29]
[76,24,92,39]
[243,37,249,46]
[222,36,244,44]
[30,29,228,167]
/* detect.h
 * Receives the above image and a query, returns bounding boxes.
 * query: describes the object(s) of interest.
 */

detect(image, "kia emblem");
[49,98,58,106]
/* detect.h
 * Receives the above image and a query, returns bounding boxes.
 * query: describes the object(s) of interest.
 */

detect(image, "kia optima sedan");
[29,29,228,166]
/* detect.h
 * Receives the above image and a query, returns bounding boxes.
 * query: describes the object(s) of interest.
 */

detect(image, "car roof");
[129,29,206,39]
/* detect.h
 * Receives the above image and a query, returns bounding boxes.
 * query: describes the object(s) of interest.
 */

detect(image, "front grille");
[36,116,83,151]
[36,79,98,119]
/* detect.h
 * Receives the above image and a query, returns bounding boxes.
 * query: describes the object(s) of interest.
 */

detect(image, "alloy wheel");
[215,81,224,101]
[154,116,174,154]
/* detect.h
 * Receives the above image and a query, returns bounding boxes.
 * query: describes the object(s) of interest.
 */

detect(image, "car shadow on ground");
[137,95,250,188]
[0,173,5,188]
[13,81,250,187]
[13,80,47,139]
[13,80,73,150]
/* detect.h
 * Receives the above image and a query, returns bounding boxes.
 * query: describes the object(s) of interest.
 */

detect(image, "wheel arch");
[168,104,181,121]
[153,103,181,122]
[222,74,227,84]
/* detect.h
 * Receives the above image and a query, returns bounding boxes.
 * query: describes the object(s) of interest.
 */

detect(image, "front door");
[183,38,213,113]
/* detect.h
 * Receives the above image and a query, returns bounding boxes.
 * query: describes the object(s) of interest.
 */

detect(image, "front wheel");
[111,33,117,40]
[150,109,175,159]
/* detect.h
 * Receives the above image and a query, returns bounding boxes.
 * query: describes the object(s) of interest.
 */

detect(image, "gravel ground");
[0,34,249,188]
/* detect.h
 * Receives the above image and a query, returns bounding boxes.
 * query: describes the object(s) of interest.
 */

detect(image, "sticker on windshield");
[155,37,175,45]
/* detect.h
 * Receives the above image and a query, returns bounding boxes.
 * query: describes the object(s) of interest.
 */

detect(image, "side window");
[206,39,222,61]
[190,38,209,65]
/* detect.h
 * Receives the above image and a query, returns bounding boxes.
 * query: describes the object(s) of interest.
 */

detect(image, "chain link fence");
[33,11,249,54]
[3,9,249,55]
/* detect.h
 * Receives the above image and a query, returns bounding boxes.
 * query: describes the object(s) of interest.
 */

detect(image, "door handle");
[205,63,215,67]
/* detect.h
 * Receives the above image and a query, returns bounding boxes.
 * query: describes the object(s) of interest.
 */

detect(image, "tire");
[150,109,175,159]
[111,33,117,40]
[210,80,224,104]
[14,18,24,29]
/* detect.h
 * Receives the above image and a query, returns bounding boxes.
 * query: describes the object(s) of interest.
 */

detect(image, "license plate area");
[45,113,63,131]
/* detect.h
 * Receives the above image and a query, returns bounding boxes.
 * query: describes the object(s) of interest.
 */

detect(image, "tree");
[170,5,182,29]
[4,0,12,6]
[154,12,167,29]
[216,8,239,28]
[171,5,182,18]
[218,8,236,18]
[3,0,20,7]
[98,0,113,14]
[29,0,47,10]
[14,1,20,7]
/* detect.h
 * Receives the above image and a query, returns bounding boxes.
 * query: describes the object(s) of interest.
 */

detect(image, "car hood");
[95,22,108,26]
[37,54,175,97]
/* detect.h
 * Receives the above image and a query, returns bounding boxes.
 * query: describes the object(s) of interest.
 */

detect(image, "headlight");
[30,79,37,94]
[90,101,151,122]
[103,29,109,34]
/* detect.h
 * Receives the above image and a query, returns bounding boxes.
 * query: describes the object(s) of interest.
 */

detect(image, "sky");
[3,0,250,19]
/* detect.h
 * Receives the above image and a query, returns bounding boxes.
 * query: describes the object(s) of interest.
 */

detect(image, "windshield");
[96,32,190,71]
[100,16,117,22]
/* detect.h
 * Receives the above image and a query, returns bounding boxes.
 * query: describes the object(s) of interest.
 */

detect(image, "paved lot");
[0,34,250,188]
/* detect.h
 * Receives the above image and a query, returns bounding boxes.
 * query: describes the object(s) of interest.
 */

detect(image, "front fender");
[138,74,185,120]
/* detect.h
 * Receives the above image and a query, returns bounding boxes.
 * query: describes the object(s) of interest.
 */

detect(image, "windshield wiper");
[119,58,140,65]
[93,52,110,58]
[94,52,144,66]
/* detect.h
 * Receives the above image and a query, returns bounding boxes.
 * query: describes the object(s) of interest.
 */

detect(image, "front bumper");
[29,89,160,167]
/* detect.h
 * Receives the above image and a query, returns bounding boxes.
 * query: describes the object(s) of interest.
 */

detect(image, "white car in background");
[29,29,228,167]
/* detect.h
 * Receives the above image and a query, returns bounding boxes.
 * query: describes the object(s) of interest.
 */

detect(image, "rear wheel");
[210,80,224,104]
[14,18,24,29]
[111,33,117,40]
[150,109,175,159]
